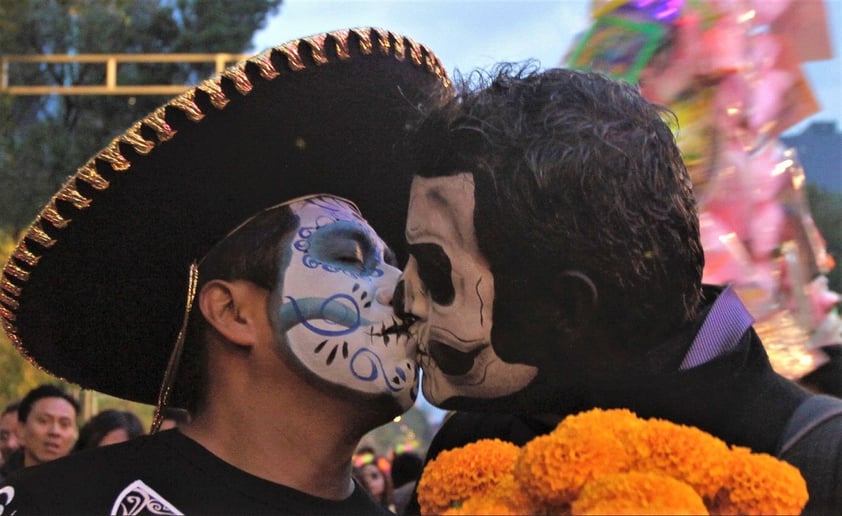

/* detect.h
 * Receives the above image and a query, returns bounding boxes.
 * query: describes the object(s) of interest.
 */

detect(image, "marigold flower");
[442,475,533,515]
[417,438,520,514]
[711,446,809,515]
[515,414,632,507]
[631,418,732,501]
[571,471,709,515]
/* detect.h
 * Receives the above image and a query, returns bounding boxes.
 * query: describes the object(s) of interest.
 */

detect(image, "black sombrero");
[0,27,451,405]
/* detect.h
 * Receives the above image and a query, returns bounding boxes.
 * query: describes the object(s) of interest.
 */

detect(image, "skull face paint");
[270,196,418,410]
[400,174,537,406]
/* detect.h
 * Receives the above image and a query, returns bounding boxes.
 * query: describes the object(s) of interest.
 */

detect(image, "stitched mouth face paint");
[398,174,537,407]
[271,195,418,409]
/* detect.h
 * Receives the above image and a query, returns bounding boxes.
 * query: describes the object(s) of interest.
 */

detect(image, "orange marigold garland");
[418,408,809,515]
[416,438,520,514]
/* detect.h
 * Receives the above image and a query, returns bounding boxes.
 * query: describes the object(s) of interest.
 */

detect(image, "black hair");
[411,63,704,357]
[391,451,423,488]
[2,401,19,416]
[73,409,144,451]
[172,204,298,413]
[18,384,80,423]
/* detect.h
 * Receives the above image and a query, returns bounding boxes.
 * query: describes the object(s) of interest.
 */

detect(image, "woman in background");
[354,458,395,512]
[73,410,144,451]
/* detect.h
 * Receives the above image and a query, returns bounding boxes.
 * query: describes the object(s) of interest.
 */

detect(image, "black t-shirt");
[0,429,390,515]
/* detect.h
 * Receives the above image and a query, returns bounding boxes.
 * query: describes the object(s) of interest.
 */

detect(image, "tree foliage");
[0,0,282,231]
[806,184,842,295]
[0,0,281,413]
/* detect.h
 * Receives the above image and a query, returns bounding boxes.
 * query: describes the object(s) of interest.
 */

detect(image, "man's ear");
[553,270,598,334]
[197,279,264,348]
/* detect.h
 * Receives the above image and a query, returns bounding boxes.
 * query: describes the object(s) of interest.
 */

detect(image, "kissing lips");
[429,341,483,376]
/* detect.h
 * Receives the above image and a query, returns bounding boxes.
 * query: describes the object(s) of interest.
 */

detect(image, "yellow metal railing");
[0,53,250,95]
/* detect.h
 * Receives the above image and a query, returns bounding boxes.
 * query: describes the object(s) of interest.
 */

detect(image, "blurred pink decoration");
[568,0,841,379]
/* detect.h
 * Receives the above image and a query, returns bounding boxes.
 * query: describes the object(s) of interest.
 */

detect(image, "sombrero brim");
[0,27,451,404]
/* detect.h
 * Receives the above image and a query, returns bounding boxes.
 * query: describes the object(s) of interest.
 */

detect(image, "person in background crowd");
[73,410,145,452]
[390,451,422,515]
[355,458,395,513]
[157,407,190,431]
[0,401,20,465]
[0,385,78,482]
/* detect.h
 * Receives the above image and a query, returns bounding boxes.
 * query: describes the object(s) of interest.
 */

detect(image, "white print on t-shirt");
[110,480,182,515]
[0,486,14,516]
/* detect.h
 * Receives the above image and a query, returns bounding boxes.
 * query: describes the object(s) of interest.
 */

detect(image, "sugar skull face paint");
[270,196,418,410]
[398,174,537,407]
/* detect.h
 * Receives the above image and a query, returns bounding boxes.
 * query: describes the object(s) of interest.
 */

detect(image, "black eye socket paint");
[408,243,455,305]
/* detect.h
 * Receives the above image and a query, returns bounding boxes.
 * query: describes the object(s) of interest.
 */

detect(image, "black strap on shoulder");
[777,394,842,456]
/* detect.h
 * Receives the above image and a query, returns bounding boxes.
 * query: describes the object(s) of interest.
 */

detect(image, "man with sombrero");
[0,27,449,514]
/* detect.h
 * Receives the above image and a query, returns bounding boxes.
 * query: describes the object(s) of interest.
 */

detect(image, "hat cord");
[151,261,199,433]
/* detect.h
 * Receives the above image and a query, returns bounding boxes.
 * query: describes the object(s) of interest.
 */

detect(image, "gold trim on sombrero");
[170,90,205,123]
[393,37,406,62]
[0,293,18,311]
[352,28,374,55]
[145,106,176,143]
[277,44,305,71]
[99,140,132,172]
[332,30,352,59]
[198,78,231,110]
[25,221,57,248]
[1,306,16,326]
[304,34,330,65]
[3,262,29,282]
[221,64,253,95]
[11,243,40,268]
[374,28,391,56]
[0,27,452,393]
[56,180,93,210]
[42,201,71,229]
[1,277,22,297]
[121,122,156,155]
[407,38,424,67]
[77,162,110,190]
[249,52,281,80]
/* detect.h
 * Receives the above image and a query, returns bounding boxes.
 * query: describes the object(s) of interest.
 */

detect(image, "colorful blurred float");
[565,0,841,380]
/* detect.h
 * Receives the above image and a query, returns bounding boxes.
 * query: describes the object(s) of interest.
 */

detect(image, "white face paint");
[401,174,537,407]
[271,196,418,410]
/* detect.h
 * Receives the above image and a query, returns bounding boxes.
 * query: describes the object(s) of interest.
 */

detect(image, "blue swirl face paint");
[269,196,419,410]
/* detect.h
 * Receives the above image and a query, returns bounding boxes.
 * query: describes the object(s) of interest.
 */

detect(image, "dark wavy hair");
[410,63,704,357]
[73,409,145,451]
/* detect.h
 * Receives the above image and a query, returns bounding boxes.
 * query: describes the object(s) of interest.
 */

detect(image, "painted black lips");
[429,341,483,376]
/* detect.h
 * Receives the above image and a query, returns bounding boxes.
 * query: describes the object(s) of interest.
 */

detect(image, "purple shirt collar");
[678,285,754,371]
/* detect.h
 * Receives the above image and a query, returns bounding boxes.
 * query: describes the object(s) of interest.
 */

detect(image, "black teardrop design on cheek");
[315,340,328,353]
[342,341,349,358]
[327,345,338,365]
